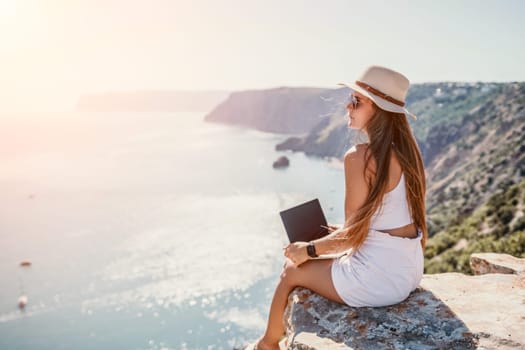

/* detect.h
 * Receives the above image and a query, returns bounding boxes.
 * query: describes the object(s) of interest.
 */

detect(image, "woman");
[246,65,427,350]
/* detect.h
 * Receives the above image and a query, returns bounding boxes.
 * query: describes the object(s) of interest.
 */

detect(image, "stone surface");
[470,253,525,275]
[420,273,525,350]
[283,268,525,349]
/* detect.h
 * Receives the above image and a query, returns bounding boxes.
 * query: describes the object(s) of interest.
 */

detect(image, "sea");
[0,110,348,350]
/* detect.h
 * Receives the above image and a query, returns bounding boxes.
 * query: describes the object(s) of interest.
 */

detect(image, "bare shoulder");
[343,145,370,219]
[344,144,366,173]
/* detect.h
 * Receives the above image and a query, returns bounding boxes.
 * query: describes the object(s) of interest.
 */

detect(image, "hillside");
[425,179,525,274]
[274,82,507,161]
[422,83,525,273]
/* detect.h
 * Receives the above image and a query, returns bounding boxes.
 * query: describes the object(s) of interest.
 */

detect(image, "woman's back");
[370,171,413,231]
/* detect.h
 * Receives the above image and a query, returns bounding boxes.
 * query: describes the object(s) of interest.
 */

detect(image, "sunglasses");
[347,93,359,109]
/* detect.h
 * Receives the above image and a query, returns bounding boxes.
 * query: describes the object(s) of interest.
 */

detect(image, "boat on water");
[18,295,28,309]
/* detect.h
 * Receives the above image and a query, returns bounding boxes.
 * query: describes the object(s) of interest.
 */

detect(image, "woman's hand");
[283,241,310,266]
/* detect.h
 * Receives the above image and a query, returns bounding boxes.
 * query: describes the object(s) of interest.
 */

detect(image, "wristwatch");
[307,242,318,258]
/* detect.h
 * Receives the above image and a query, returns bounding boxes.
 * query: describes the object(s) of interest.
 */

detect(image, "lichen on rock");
[282,253,525,350]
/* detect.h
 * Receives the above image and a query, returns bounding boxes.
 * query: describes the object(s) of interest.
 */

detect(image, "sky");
[1,0,524,112]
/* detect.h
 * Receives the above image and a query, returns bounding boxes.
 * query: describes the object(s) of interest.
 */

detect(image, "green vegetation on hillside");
[425,179,525,274]
[408,83,505,141]
[415,82,525,274]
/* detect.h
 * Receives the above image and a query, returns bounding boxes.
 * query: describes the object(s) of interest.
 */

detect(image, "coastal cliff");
[204,87,347,135]
[282,253,525,350]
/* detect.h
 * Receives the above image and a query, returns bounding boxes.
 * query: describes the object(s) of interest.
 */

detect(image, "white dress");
[330,173,424,307]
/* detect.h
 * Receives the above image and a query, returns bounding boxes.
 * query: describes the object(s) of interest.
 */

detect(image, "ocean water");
[0,111,347,349]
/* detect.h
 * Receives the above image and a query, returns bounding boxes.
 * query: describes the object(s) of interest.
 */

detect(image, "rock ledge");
[283,253,525,350]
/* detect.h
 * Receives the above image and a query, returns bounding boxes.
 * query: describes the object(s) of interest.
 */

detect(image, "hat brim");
[338,82,417,120]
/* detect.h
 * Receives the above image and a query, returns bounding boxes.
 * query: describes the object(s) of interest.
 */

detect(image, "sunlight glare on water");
[0,111,345,349]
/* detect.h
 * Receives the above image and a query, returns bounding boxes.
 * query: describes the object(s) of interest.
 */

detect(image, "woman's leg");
[256,257,346,349]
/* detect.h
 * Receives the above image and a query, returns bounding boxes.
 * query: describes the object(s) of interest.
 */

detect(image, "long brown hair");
[341,107,427,251]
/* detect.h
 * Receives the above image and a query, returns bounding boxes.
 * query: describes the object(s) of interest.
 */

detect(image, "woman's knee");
[280,258,300,287]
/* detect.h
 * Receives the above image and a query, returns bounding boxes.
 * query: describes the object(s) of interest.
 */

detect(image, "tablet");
[279,198,329,243]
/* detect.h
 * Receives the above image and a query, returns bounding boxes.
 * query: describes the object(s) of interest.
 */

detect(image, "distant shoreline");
[75,90,229,113]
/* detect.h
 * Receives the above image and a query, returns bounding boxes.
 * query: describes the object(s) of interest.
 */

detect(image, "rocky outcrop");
[282,253,525,349]
[273,156,290,169]
[470,252,525,275]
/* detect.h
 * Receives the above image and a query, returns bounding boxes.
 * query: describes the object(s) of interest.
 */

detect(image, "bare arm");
[311,146,369,255]
[283,146,370,265]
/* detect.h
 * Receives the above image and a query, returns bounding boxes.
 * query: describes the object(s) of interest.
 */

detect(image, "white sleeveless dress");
[330,173,424,307]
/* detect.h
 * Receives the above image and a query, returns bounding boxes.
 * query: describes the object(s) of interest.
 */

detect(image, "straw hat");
[339,65,417,120]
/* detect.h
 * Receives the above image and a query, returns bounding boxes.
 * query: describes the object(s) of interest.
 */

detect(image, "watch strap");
[307,242,318,258]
